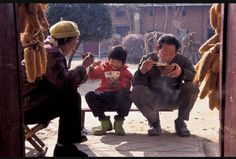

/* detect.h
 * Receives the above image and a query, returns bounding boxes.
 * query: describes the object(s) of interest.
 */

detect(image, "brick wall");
[109,5,211,44]
[86,4,212,58]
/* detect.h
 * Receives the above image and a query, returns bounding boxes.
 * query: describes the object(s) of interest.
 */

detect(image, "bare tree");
[163,4,168,33]
[121,33,145,64]
[125,4,132,32]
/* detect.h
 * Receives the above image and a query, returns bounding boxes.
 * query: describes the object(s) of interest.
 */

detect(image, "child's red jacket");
[88,61,133,92]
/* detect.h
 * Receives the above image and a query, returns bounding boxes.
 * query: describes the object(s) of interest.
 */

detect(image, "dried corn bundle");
[18,3,49,82]
[24,47,36,82]
[193,3,221,110]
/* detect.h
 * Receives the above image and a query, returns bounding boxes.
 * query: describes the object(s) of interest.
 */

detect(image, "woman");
[23,20,94,157]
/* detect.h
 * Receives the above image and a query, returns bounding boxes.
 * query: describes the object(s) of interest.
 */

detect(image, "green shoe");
[114,117,125,136]
[93,118,112,136]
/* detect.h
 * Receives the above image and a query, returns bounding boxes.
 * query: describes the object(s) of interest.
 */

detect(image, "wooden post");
[0,3,24,157]
[221,3,236,157]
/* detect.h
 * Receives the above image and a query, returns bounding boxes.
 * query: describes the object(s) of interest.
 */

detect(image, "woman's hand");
[82,52,94,69]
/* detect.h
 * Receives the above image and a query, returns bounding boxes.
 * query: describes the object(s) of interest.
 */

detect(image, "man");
[23,20,94,156]
[131,34,199,137]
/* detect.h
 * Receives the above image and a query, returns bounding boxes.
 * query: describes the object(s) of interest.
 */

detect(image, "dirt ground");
[25,60,220,157]
[68,60,219,143]
[72,59,219,143]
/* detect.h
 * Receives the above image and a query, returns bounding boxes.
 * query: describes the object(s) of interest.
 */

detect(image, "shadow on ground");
[77,130,218,157]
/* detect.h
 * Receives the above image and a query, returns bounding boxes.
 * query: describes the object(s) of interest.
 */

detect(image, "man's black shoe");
[148,120,162,136]
[81,134,88,142]
[53,144,88,157]
[175,119,190,137]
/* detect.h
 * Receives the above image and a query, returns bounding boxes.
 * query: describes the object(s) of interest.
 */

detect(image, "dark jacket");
[43,44,87,91]
[22,44,87,111]
[132,52,196,92]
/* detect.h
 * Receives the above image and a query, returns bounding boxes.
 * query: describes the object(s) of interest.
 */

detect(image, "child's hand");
[110,79,120,89]
[92,60,102,68]
[107,79,120,89]
[88,60,102,73]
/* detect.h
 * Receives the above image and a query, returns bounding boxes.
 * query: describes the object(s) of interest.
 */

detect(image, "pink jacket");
[88,61,133,92]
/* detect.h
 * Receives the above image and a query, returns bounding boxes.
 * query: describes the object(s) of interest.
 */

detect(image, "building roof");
[106,3,212,7]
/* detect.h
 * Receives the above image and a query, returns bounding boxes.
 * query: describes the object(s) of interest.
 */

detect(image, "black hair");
[157,34,181,51]
[108,45,127,64]
[56,36,77,45]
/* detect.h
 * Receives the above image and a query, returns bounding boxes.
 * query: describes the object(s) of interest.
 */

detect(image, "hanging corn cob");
[19,3,49,82]
[193,3,221,110]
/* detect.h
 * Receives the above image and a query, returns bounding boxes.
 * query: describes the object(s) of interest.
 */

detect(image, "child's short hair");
[157,34,181,51]
[108,45,127,64]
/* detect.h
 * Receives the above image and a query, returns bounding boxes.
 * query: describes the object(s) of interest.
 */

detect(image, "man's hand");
[165,63,182,78]
[82,52,94,69]
[139,57,154,74]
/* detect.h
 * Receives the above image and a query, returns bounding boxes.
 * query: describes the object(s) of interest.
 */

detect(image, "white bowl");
[104,71,120,80]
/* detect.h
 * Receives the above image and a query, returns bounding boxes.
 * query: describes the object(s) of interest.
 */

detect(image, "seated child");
[85,45,133,136]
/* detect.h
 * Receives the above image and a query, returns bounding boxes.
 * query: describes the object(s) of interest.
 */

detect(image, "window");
[207,28,214,39]
[115,10,126,17]
[149,9,155,16]
[181,10,186,16]
[115,26,130,37]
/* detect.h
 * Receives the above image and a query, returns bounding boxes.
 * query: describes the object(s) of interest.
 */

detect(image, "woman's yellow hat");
[49,20,80,39]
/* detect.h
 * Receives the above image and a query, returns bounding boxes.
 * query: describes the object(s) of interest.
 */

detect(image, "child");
[85,45,133,136]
